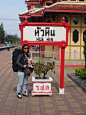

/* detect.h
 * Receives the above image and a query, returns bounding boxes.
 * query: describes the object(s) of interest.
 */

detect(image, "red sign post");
[19,17,70,94]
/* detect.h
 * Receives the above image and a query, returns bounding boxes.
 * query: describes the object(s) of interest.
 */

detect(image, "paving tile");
[58,106,69,111]
[81,101,86,104]
[31,112,40,115]
[45,109,55,114]
[31,97,39,100]
[56,101,65,105]
[0,99,2,102]
[67,99,76,103]
[0,113,11,115]
[74,108,85,113]
[31,101,40,105]
[17,104,26,108]
[61,112,71,115]
[70,103,80,107]
[54,96,63,100]
[44,103,53,108]
[7,97,15,100]
[2,106,12,111]
[78,96,86,100]
[31,106,40,111]
[4,101,14,105]
[65,95,73,99]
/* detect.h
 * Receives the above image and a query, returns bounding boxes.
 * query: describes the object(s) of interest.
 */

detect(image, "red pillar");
[42,1,45,7]
[31,5,33,9]
[59,47,65,94]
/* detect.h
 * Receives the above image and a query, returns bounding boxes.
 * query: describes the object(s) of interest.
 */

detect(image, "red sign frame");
[19,17,70,48]
[19,17,70,94]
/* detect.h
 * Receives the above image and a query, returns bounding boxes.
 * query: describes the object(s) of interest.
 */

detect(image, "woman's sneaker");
[23,94,29,97]
[17,93,22,98]
[22,91,29,97]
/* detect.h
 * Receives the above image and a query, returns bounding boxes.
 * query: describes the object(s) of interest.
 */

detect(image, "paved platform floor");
[0,50,86,115]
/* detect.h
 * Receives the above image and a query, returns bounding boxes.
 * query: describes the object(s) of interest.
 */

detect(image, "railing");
[0,46,15,51]
[30,51,85,65]
[10,49,85,65]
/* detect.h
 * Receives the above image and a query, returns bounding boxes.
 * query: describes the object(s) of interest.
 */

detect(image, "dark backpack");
[12,49,21,72]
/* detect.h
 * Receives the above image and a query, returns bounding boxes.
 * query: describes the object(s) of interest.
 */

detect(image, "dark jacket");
[16,54,29,72]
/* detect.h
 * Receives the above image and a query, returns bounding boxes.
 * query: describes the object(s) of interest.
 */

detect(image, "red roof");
[19,9,35,16]
[48,3,86,10]
[19,3,86,17]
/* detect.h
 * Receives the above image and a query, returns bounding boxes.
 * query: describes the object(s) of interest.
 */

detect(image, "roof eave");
[31,14,43,17]
[25,1,41,4]
[45,9,86,13]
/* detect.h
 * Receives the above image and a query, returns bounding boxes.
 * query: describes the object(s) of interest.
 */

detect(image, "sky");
[0,0,27,38]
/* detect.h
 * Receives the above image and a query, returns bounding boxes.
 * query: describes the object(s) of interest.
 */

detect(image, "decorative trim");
[19,16,31,18]
[25,1,41,4]
[31,14,43,17]
[55,64,85,67]
[45,9,86,13]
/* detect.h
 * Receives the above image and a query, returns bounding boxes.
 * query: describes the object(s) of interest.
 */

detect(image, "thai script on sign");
[36,84,49,90]
[34,27,55,41]
[34,83,51,92]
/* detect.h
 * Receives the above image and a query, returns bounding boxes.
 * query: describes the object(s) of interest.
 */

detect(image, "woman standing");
[16,44,31,98]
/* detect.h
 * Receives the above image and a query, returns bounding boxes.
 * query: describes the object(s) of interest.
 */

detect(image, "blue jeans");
[17,71,28,95]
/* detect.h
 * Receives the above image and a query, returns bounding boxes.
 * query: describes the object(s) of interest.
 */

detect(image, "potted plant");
[31,60,55,96]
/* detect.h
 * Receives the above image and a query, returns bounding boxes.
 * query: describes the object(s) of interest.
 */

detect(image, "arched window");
[83,30,86,41]
[20,17,25,22]
[73,29,79,43]
[73,17,79,25]
[83,18,86,24]
[47,20,52,23]
[27,18,31,22]
[64,16,68,23]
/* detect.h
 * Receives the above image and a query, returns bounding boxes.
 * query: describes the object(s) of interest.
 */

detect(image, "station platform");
[0,50,86,115]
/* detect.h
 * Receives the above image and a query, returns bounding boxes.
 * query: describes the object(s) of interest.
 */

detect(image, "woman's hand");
[28,61,32,65]
[24,65,27,68]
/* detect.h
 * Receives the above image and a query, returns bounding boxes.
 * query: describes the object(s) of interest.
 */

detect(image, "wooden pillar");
[59,47,65,94]
[57,13,59,60]
[57,13,59,23]
[31,45,33,57]
[57,46,59,60]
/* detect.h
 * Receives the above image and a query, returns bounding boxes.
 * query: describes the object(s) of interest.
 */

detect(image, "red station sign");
[19,17,70,94]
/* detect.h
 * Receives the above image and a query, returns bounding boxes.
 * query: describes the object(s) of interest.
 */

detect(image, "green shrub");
[74,67,86,79]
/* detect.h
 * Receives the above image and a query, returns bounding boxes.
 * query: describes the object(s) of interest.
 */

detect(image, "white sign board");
[23,26,66,42]
[33,83,51,92]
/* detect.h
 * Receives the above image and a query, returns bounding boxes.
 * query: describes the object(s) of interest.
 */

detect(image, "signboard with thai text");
[23,26,66,42]
[19,17,70,46]
[33,83,51,92]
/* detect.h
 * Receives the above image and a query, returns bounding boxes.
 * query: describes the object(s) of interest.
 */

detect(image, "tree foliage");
[83,35,86,69]
[0,23,5,43]
[0,22,21,44]
[5,34,21,44]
